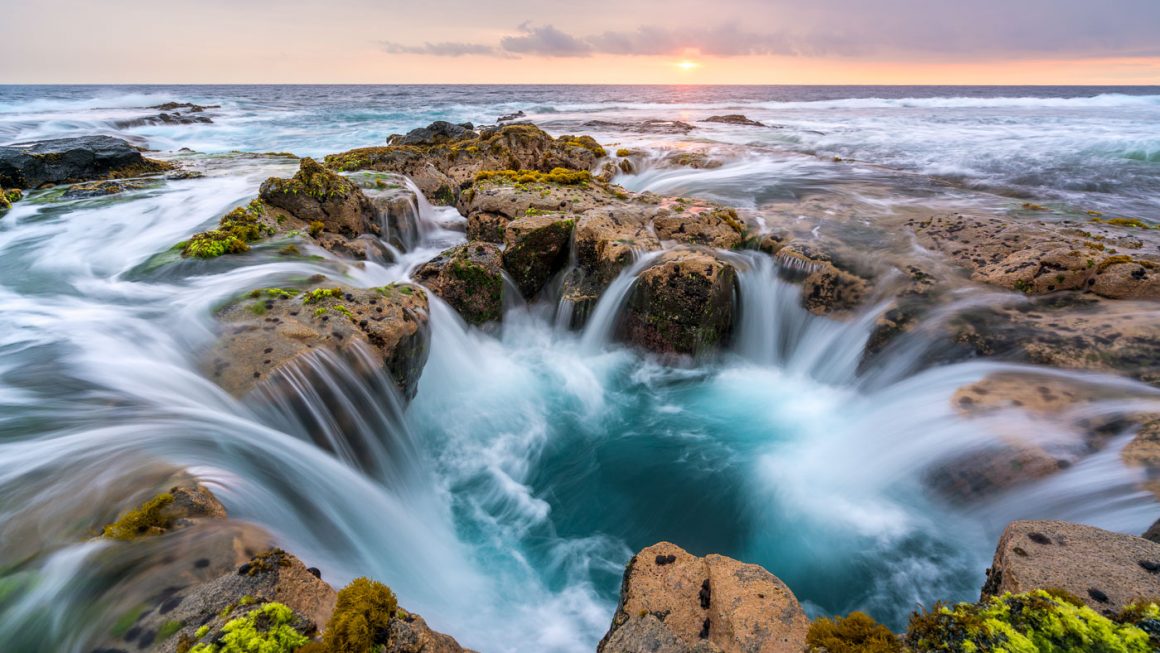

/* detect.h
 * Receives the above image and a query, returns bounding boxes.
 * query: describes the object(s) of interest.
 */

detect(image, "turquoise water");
[0,86,1159,652]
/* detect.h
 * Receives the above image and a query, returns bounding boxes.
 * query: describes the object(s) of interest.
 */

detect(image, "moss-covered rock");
[502,215,574,300]
[206,281,430,400]
[321,578,397,652]
[806,612,902,653]
[182,199,276,258]
[259,157,379,239]
[620,248,737,357]
[0,187,22,214]
[102,484,227,541]
[413,242,505,325]
[323,123,602,205]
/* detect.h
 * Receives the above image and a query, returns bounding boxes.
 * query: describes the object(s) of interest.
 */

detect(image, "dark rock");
[0,136,171,189]
[620,248,737,357]
[584,119,696,134]
[700,115,767,127]
[414,242,505,325]
[497,110,526,122]
[502,215,574,300]
[388,121,477,146]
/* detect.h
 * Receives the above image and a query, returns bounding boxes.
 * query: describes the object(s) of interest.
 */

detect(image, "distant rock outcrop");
[0,136,171,188]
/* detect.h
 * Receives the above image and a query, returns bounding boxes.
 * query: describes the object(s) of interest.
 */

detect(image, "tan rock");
[653,207,745,249]
[982,520,1160,615]
[599,542,808,653]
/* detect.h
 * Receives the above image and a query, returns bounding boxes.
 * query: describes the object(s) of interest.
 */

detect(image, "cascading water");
[2,85,1160,653]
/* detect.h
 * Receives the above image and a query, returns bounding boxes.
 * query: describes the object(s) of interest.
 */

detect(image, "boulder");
[206,282,430,400]
[982,520,1160,615]
[325,123,603,204]
[503,215,575,300]
[413,242,505,325]
[0,135,171,189]
[620,248,737,356]
[653,207,746,249]
[259,157,380,239]
[389,121,477,146]
[459,171,614,243]
[701,115,767,127]
[598,542,809,653]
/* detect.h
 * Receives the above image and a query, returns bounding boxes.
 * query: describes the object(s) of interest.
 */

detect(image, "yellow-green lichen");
[475,168,591,186]
[807,611,902,653]
[303,287,343,304]
[189,602,308,653]
[559,135,607,157]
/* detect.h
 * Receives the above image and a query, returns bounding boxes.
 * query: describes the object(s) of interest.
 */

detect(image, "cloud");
[499,22,593,57]
[382,41,496,57]
[380,3,1160,61]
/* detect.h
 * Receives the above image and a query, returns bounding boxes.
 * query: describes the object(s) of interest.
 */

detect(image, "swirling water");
[1,85,1159,652]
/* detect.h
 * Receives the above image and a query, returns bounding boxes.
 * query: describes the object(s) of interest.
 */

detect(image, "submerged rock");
[207,282,430,400]
[503,215,574,300]
[599,542,809,653]
[584,119,696,134]
[701,114,768,127]
[414,241,505,325]
[114,112,213,129]
[0,135,171,189]
[497,110,526,122]
[983,520,1160,615]
[620,248,737,356]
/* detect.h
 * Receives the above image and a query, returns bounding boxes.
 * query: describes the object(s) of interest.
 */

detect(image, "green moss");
[102,492,175,540]
[524,208,553,216]
[189,602,308,653]
[1098,254,1135,272]
[905,590,1151,653]
[182,199,273,259]
[475,168,591,186]
[1,188,22,212]
[303,288,343,304]
[331,305,354,320]
[321,577,398,653]
[111,606,146,637]
[1101,217,1150,228]
[241,549,291,577]
[807,611,902,653]
[1022,202,1048,211]
[615,148,637,157]
[278,244,301,256]
[308,220,325,237]
[159,619,184,641]
[195,625,211,639]
[249,288,297,300]
[263,158,351,202]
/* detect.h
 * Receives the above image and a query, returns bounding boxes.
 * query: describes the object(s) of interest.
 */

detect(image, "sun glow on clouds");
[675,60,700,72]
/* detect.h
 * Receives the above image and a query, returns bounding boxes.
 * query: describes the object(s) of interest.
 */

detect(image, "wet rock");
[414,242,505,325]
[325,123,602,204]
[1122,418,1160,469]
[458,172,614,243]
[114,112,213,129]
[559,207,664,325]
[207,282,430,400]
[503,215,575,300]
[388,120,477,146]
[910,213,1160,300]
[149,102,220,112]
[0,136,171,189]
[983,520,1160,615]
[62,179,149,198]
[598,542,808,653]
[653,207,746,249]
[584,119,696,134]
[800,264,867,315]
[620,248,737,356]
[1144,518,1160,544]
[259,157,380,239]
[701,115,767,127]
[387,612,471,653]
[0,187,22,213]
[497,110,526,122]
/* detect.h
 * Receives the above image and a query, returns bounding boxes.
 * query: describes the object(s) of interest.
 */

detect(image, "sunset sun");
[675,59,700,71]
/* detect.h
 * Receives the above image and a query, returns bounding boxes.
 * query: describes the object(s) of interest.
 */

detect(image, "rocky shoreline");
[3,117,1160,652]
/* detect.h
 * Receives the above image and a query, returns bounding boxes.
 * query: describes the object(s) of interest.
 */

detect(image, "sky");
[4,0,1160,84]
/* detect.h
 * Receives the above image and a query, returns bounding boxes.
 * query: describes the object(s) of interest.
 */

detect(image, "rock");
[982,520,1160,615]
[497,110,526,122]
[503,215,575,300]
[1122,418,1160,469]
[62,179,150,198]
[149,102,220,112]
[414,242,505,325]
[259,157,380,239]
[599,542,808,653]
[653,207,746,249]
[0,135,171,189]
[325,123,602,204]
[800,264,868,315]
[910,213,1160,301]
[620,248,737,356]
[140,548,336,653]
[584,119,696,134]
[458,171,617,242]
[1144,519,1160,544]
[387,612,471,653]
[206,282,430,400]
[701,115,767,127]
[114,112,213,128]
[389,120,477,146]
